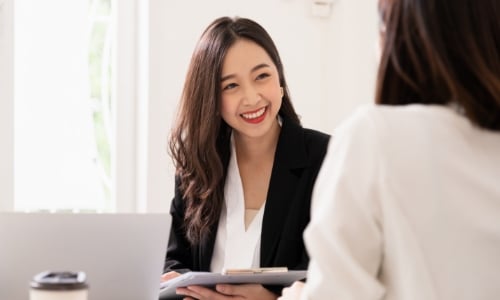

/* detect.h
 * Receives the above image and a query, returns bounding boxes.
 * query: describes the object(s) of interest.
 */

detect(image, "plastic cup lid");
[30,271,88,291]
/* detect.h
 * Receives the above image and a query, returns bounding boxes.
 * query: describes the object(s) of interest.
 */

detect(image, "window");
[0,0,147,213]
[1,0,165,214]
[13,0,113,212]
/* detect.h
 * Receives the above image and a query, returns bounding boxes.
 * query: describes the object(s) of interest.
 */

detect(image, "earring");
[280,87,284,97]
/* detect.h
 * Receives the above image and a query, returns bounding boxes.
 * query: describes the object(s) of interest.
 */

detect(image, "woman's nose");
[241,85,261,105]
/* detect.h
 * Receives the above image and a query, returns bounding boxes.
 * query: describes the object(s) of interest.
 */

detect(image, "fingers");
[215,284,237,295]
[176,287,201,299]
[176,285,233,300]
[215,283,257,295]
[216,284,276,300]
[161,271,181,282]
[175,283,275,300]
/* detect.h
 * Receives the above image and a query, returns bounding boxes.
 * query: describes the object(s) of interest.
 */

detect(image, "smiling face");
[219,39,283,141]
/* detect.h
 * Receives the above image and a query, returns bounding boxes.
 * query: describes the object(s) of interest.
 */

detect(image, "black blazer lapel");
[260,117,309,267]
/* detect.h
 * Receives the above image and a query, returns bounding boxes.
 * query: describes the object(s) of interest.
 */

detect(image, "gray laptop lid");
[0,212,171,300]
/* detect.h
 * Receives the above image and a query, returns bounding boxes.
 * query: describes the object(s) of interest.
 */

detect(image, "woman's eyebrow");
[251,63,271,72]
[221,63,271,82]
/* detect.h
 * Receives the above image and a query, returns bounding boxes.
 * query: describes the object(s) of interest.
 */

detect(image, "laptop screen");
[0,212,171,300]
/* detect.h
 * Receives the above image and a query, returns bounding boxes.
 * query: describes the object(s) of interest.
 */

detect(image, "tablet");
[159,270,307,299]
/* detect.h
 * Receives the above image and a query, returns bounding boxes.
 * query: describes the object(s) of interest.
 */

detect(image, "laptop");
[0,212,171,300]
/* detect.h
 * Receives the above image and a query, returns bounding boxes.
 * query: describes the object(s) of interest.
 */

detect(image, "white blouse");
[302,104,500,300]
[210,138,266,273]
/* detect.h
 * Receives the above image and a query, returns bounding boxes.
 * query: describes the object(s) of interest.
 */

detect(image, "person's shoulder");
[350,103,457,120]
[299,127,331,163]
[329,104,396,152]
[333,104,473,157]
[281,115,330,148]
[302,127,331,145]
[337,103,447,130]
[332,104,379,136]
[299,124,330,155]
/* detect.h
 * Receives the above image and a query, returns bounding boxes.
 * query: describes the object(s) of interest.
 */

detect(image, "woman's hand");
[176,283,277,300]
[277,281,305,300]
[161,271,182,282]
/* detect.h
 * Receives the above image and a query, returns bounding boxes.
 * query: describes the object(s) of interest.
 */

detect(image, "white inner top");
[245,208,260,230]
[210,137,266,272]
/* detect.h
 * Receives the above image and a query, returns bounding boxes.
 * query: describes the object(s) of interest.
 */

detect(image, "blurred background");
[0,0,378,213]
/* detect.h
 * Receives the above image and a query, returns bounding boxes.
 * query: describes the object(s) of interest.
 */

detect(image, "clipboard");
[159,268,307,299]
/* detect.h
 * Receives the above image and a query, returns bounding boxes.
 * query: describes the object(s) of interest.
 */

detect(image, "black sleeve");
[163,177,192,274]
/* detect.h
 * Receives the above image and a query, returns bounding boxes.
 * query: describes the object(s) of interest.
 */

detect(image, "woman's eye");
[222,83,238,91]
[256,73,270,80]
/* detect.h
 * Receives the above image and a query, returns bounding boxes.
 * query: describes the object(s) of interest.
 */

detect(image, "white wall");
[144,0,379,212]
[0,0,378,212]
[0,0,14,211]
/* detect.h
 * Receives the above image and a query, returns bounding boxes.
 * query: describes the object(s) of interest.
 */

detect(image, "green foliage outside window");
[89,0,112,210]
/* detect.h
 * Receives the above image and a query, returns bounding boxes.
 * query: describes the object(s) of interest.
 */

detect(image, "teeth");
[242,107,266,119]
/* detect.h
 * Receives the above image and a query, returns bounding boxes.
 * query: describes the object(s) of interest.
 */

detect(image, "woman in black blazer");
[163,16,330,300]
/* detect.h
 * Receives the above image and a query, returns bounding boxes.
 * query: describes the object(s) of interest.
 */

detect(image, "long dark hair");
[376,0,500,130]
[169,16,300,244]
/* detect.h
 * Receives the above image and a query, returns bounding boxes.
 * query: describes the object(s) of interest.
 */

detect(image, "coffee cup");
[30,271,88,300]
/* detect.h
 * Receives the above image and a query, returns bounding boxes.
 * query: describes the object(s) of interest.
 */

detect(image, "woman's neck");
[233,119,281,163]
